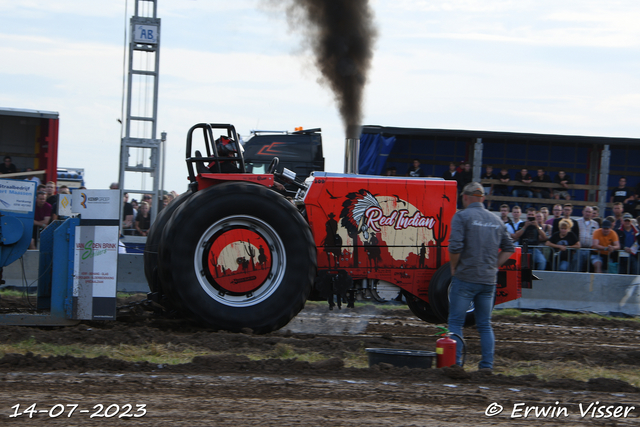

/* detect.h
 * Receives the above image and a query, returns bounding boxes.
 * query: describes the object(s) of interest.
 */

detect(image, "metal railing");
[521,245,639,274]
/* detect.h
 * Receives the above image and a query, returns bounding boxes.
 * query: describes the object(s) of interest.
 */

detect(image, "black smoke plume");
[280,0,377,138]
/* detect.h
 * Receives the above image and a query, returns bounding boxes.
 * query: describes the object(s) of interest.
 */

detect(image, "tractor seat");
[194,150,208,175]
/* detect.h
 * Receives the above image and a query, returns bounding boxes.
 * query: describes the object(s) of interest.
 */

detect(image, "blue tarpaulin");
[358,133,396,175]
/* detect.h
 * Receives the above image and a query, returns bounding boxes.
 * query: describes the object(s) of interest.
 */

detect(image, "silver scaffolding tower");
[118,0,164,235]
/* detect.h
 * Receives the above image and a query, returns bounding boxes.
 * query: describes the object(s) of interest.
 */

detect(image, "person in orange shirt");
[590,220,620,273]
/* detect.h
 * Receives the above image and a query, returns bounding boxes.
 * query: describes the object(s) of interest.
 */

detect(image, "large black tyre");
[404,292,442,324]
[428,263,476,327]
[158,182,316,333]
[144,191,193,294]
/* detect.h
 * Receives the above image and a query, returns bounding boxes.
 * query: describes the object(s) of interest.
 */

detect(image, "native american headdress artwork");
[340,189,381,240]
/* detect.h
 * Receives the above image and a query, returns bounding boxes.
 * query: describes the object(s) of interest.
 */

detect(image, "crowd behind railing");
[394,160,640,274]
[20,177,178,251]
[392,159,640,213]
[498,202,639,274]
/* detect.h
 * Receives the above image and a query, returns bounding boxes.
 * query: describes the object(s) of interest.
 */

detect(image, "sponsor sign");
[0,179,35,213]
[72,190,119,220]
[73,226,118,320]
[133,24,158,44]
[58,193,73,217]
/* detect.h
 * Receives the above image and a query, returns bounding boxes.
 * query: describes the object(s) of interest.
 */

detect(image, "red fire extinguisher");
[435,327,465,368]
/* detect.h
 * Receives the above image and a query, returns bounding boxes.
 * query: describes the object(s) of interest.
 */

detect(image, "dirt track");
[0,299,638,425]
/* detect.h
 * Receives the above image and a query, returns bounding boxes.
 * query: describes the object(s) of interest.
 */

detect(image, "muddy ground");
[0,295,638,426]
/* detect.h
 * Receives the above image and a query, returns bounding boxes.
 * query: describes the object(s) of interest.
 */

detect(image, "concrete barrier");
[2,252,151,294]
[497,271,640,316]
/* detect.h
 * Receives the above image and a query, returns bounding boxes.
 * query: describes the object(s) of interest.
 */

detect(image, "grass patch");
[1,338,637,388]
[496,360,640,388]
[0,339,214,365]
[0,289,34,298]
[494,308,640,323]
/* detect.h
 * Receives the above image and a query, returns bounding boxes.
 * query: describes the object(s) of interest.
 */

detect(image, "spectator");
[29,191,52,249]
[0,156,17,174]
[552,203,579,238]
[456,162,473,208]
[506,206,523,240]
[442,162,457,181]
[24,168,41,186]
[407,159,424,177]
[532,168,552,202]
[159,193,174,212]
[493,167,511,199]
[123,192,135,235]
[591,205,602,227]
[553,170,573,200]
[131,199,139,220]
[546,218,580,271]
[135,201,151,236]
[109,182,119,190]
[591,220,620,273]
[499,204,513,229]
[512,207,547,270]
[536,210,552,238]
[512,168,533,208]
[610,177,635,214]
[383,166,397,176]
[612,202,624,231]
[142,194,153,214]
[481,165,497,209]
[617,213,639,274]
[456,162,472,189]
[546,204,562,226]
[45,181,57,205]
[633,181,640,215]
[575,206,599,272]
[539,206,550,222]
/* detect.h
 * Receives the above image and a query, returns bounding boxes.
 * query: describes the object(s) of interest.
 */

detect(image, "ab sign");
[133,24,158,44]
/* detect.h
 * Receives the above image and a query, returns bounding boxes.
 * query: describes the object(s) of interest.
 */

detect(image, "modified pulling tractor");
[144,123,532,333]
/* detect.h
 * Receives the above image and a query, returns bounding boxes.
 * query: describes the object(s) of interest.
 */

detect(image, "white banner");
[72,189,119,220]
[0,179,35,213]
[73,226,119,319]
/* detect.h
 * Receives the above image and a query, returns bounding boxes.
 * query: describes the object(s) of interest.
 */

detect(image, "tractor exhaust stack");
[344,138,360,174]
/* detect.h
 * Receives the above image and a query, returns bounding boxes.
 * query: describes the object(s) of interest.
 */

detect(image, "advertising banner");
[72,225,118,320]
[0,179,35,213]
[72,190,119,220]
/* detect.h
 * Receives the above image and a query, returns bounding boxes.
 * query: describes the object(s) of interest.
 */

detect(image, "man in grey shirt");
[448,182,515,371]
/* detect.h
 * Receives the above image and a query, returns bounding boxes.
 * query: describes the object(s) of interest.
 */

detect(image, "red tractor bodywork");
[303,173,524,306]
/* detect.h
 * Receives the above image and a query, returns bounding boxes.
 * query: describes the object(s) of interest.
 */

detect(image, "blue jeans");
[574,249,590,272]
[512,189,533,198]
[558,259,569,271]
[448,277,496,369]
[530,248,546,270]
[619,254,638,274]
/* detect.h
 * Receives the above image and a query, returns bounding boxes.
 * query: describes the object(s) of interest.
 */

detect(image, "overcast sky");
[1,0,639,193]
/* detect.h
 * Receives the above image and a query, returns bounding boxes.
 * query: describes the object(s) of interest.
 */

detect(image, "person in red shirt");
[29,191,52,249]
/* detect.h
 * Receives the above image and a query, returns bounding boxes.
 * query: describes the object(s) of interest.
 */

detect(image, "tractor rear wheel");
[428,263,476,326]
[158,182,315,333]
[144,191,192,294]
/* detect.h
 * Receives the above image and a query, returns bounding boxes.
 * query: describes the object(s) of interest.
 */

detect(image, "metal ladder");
[118,0,165,243]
